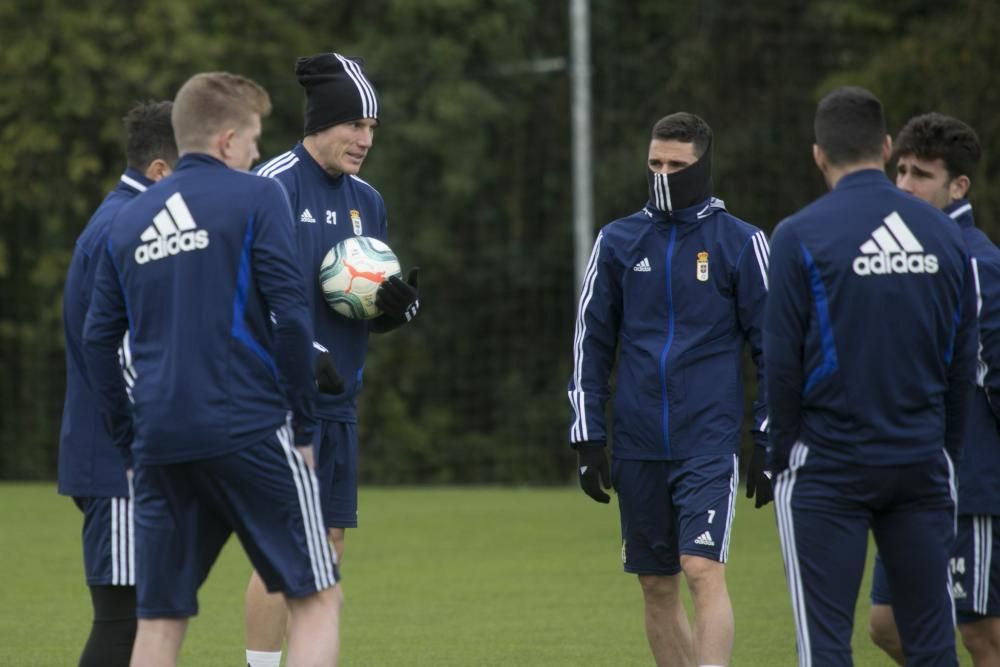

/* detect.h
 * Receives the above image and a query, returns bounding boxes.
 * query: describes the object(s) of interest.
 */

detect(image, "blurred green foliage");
[1,0,997,481]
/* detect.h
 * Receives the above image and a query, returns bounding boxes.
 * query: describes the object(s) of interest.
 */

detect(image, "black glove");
[376,268,420,322]
[577,443,611,504]
[313,351,344,395]
[745,445,773,508]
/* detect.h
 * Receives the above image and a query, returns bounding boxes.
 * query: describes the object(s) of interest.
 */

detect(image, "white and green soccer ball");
[319,236,401,319]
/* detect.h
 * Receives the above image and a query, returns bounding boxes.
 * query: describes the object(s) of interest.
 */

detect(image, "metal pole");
[569,0,593,296]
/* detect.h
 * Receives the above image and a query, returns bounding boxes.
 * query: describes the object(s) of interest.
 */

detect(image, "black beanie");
[296,52,379,136]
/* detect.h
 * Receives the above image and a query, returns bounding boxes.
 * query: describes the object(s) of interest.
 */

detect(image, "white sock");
[247,649,282,667]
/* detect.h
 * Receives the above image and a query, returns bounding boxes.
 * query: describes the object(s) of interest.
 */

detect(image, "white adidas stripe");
[276,424,337,590]
[110,497,120,585]
[859,211,925,254]
[750,231,770,290]
[570,233,604,442]
[950,203,973,220]
[165,192,196,231]
[335,54,378,119]
[973,516,992,615]
[266,156,300,179]
[972,259,988,387]
[257,151,296,177]
[775,442,811,667]
[883,211,923,252]
[349,174,378,193]
[143,192,198,239]
[151,208,179,236]
[109,495,134,586]
[871,226,903,253]
[720,453,738,562]
[945,448,957,535]
[120,173,148,193]
[652,172,671,212]
[127,477,135,585]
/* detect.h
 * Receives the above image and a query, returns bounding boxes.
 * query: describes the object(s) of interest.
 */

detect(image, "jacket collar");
[294,142,347,188]
[945,199,974,228]
[641,196,727,224]
[833,168,891,191]
[175,152,228,171]
[119,167,154,194]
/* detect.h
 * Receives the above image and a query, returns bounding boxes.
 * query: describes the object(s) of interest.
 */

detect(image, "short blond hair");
[172,72,272,153]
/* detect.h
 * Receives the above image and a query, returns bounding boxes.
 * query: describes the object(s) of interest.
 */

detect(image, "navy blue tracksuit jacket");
[83,153,318,464]
[59,170,149,496]
[255,143,389,423]
[950,199,1000,515]
[570,196,769,460]
[765,169,977,471]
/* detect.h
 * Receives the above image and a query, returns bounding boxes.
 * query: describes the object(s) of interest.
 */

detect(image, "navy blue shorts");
[132,424,338,619]
[775,443,956,666]
[316,421,358,529]
[613,454,738,575]
[73,494,134,586]
[953,515,1000,622]
[871,515,1000,623]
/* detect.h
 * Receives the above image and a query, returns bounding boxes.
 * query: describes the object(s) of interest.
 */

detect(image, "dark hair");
[651,112,712,158]
[123,100,178,172]
[892,112,980,181]
[814,86,886,166]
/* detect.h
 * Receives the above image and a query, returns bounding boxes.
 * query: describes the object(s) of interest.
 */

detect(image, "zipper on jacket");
[658,225,677,457]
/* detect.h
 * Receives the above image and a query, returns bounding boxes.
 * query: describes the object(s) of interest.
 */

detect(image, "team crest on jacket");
[696,251,710,282]
[350,209,363,235]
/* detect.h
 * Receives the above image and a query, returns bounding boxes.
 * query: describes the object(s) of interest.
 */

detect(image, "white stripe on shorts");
[109,496,134,586]
[276,425,337,591]
[720,453,738,562]
[974,516,993,615]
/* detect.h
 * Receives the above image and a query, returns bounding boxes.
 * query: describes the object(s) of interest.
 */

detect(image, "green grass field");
[0,484,971,665]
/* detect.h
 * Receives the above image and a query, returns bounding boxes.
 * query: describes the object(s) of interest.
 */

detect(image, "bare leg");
[285,586,341,667]
[868,603,905,665]
[638,574,695,667]
[245,569,288,652]
[961,617,1000,667]
[681,555,733,666]
[129,618,188,667]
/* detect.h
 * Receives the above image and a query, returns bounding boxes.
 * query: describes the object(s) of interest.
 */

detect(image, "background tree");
[1,0,995,482]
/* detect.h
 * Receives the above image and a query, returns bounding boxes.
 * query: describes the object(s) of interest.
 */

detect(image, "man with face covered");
[569,112,771,667]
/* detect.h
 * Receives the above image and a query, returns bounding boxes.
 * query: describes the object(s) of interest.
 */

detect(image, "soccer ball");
[319,236,401,319]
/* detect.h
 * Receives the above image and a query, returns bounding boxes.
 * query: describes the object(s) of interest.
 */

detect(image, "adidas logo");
[300,208,316,223]
[952,581,967,599]
[694,531,715,547]
[633,257,651,272]
[134,193,209,264]
[853,211,939,276]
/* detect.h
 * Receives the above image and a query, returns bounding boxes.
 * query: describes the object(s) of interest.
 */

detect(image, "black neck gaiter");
[647,145,713,213]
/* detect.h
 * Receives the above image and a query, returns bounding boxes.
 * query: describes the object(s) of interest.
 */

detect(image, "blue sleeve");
[736,229,770,448]
[973,255,1000,423]
[946,257,978,463]
[763,223,810,471]
[568,231,621,447]
[81,241,133,461]
[253,180,318,446]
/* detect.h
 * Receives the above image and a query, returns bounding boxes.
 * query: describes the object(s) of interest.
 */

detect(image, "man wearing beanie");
[245,52,420,667]
[568,112,771,667]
